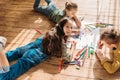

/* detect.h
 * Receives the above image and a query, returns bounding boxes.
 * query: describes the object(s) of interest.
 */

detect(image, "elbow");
[77,26,81,28]
[106,69,116,74]
[77,23,81,28]
[107,71,115,74]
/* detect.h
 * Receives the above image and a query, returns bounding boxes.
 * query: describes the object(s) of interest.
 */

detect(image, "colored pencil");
[58,58,63,73]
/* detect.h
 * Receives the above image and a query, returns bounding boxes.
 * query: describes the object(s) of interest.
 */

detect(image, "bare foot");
[40,0,47,6]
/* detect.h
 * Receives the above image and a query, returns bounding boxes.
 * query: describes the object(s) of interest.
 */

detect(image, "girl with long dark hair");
[0,17,74,80]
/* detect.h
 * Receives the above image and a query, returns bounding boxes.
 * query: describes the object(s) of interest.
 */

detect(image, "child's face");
[65,9,77,18]
[101,40,118,50]
[63,21,73,36]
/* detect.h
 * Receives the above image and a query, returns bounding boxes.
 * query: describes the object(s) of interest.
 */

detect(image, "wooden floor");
[0,0,120,80]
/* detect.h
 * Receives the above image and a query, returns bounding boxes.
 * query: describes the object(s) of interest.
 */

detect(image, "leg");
[6,37,43,62]
[34,6,50,16]
[33,0,57,17]
[33,0,50,16]
[33,0,41,9]
[33,0,52,8]
[6,42,37,62]
[0,49,47,80]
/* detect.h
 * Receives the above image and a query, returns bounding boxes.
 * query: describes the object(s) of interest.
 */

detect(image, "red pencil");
[75,47,86,60]
[76,47,85,57]
[58,58,63,73]
[34,28,42,34]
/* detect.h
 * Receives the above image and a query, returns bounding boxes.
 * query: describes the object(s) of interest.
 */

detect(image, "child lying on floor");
[96,29,120,74]
[0,17,76,80]
[33,0,81,28]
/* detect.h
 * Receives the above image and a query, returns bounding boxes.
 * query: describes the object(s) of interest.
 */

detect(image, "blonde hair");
[65,2,78,10]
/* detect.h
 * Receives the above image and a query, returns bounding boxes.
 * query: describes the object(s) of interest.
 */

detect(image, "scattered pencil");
[34,28,42,34]
[76,67,80,70]
[58,58,63,73]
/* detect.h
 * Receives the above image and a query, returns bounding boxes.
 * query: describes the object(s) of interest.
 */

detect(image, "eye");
[112,47,117,50]
[70,26,72,29]
[66,26,69,28]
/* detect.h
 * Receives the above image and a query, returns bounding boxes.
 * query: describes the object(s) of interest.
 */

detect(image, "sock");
[0,66,10,73]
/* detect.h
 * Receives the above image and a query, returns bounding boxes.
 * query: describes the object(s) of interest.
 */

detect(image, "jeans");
[33,0,58,17]
[0,37,47,80]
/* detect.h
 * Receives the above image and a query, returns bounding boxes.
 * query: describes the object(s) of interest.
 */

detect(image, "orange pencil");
[34,28,42,34]
[58,58,62,73]
[75,46,87,60]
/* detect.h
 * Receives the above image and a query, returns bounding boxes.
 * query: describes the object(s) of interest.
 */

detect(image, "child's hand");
[95,49,104,61]
[71,41,76,49]
[97,41,103,49]
[69,41,76,60]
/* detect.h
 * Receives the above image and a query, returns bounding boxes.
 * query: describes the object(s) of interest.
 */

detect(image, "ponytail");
[65,2,78,10]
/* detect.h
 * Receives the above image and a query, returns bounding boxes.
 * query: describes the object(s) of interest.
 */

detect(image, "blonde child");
[96,29,120,74]
[33,0,81,28]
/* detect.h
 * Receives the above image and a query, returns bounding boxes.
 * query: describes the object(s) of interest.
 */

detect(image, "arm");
[72,16,81,28]
[69,41,76,60]
[96,49,120,74]
[63,41,76,62]
[101,57,120,74]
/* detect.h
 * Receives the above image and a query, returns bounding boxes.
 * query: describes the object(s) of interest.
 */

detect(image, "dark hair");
[42,17,73,58]
[100,29,120,44]
[65,2,78,10]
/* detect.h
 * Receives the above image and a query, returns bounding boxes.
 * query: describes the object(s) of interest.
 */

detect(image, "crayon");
[34,28,42,34]
[58,58,62,72]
